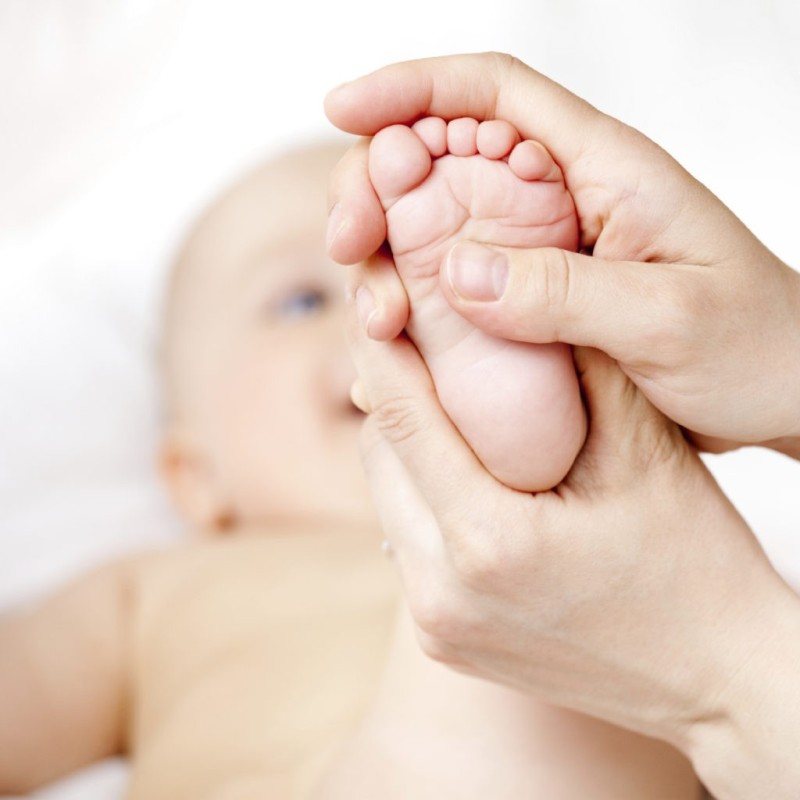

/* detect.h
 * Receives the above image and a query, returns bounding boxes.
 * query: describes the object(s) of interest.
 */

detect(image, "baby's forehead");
[196,147,341,263]
[168,143,346,317]
[206,196,323,268]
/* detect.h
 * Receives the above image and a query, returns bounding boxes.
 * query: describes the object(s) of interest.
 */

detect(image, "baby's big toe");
[369,125,433,208]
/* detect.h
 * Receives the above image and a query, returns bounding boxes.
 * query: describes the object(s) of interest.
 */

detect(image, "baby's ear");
[158,432,235,535]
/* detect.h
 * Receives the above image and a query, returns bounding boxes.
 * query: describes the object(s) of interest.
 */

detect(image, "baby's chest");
[129,564,396,778]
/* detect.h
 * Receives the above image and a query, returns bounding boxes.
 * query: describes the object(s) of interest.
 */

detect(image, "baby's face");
[165,146,375,530]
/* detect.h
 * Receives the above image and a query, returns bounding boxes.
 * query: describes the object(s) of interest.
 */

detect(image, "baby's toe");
[411,117,447,157]
[476,120,520,160]
[369,124,433,206]
[446,118,479,156]
[508,139,563,182]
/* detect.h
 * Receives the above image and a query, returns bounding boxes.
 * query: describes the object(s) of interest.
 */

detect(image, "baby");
[0,145,398,799]
[0,142,698,799]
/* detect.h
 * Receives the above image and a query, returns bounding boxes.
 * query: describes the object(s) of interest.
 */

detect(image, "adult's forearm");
[685,580,800,799]
[776,262,800,453]
[767,261,800,457]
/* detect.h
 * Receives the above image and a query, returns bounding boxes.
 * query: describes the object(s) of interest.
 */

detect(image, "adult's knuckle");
[448,534,503,592]
[409,592,450,640]
[487,51,521,74]
[409,584,466,645]
[482,53,531,120]
[448,497,535,590]
[521,247,573,338]
[370,393,426,446]
[416,630,466,668]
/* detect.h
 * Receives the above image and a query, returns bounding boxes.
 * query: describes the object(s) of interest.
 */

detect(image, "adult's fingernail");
[326,202,345,252]
[356,285,377,335]
[446,242,508,301]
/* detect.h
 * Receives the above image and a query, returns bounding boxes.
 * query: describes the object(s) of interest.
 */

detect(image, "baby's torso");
[126,526,397,800]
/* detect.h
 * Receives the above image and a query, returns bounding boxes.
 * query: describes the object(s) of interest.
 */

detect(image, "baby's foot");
[369,117,586,491]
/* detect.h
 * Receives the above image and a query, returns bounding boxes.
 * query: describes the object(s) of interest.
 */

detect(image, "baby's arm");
[0,561,132,793]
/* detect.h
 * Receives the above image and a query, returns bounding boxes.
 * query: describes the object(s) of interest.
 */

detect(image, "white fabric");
[1,1,798,797]
[3,761,129,800]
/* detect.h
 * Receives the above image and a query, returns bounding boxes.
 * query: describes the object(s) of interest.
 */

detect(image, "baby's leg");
[369,118,586,491]
[319,608,702,798]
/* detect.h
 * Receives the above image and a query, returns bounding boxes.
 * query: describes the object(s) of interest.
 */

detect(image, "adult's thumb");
[442,241,687,363]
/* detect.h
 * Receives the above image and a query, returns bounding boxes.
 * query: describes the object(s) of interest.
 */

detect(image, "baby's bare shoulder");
[136,523,390,600]
[133,524,396,649]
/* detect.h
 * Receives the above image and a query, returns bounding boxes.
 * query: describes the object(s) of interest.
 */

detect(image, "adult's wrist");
[779,263,800,446]
[752,258,800,453]
[683,577,800,799]
[764,435,800,461]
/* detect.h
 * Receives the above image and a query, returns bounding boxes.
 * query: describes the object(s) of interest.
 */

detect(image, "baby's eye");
[274,287,328,320]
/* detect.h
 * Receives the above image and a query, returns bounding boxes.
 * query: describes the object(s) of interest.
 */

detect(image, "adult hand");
[345,279,800,799]
[325,53,800,454]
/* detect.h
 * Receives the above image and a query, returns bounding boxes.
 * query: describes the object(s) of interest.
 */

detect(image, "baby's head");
[160,143,373,534]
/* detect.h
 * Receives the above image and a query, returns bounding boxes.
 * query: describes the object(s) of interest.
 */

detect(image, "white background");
[0,1,798,796]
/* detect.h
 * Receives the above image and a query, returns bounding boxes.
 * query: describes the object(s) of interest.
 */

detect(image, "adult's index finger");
[324,52,601,173]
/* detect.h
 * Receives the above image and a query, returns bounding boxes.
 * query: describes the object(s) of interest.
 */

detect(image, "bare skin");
[363,117,585,491]
[0,142,700,800]
[0,526,397,798]
[0,525,702,800]
[0,146,401,799]
[128,529,397,799]
[326,54,800,455]
[317,605,701,800]
[325,53,800,799]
